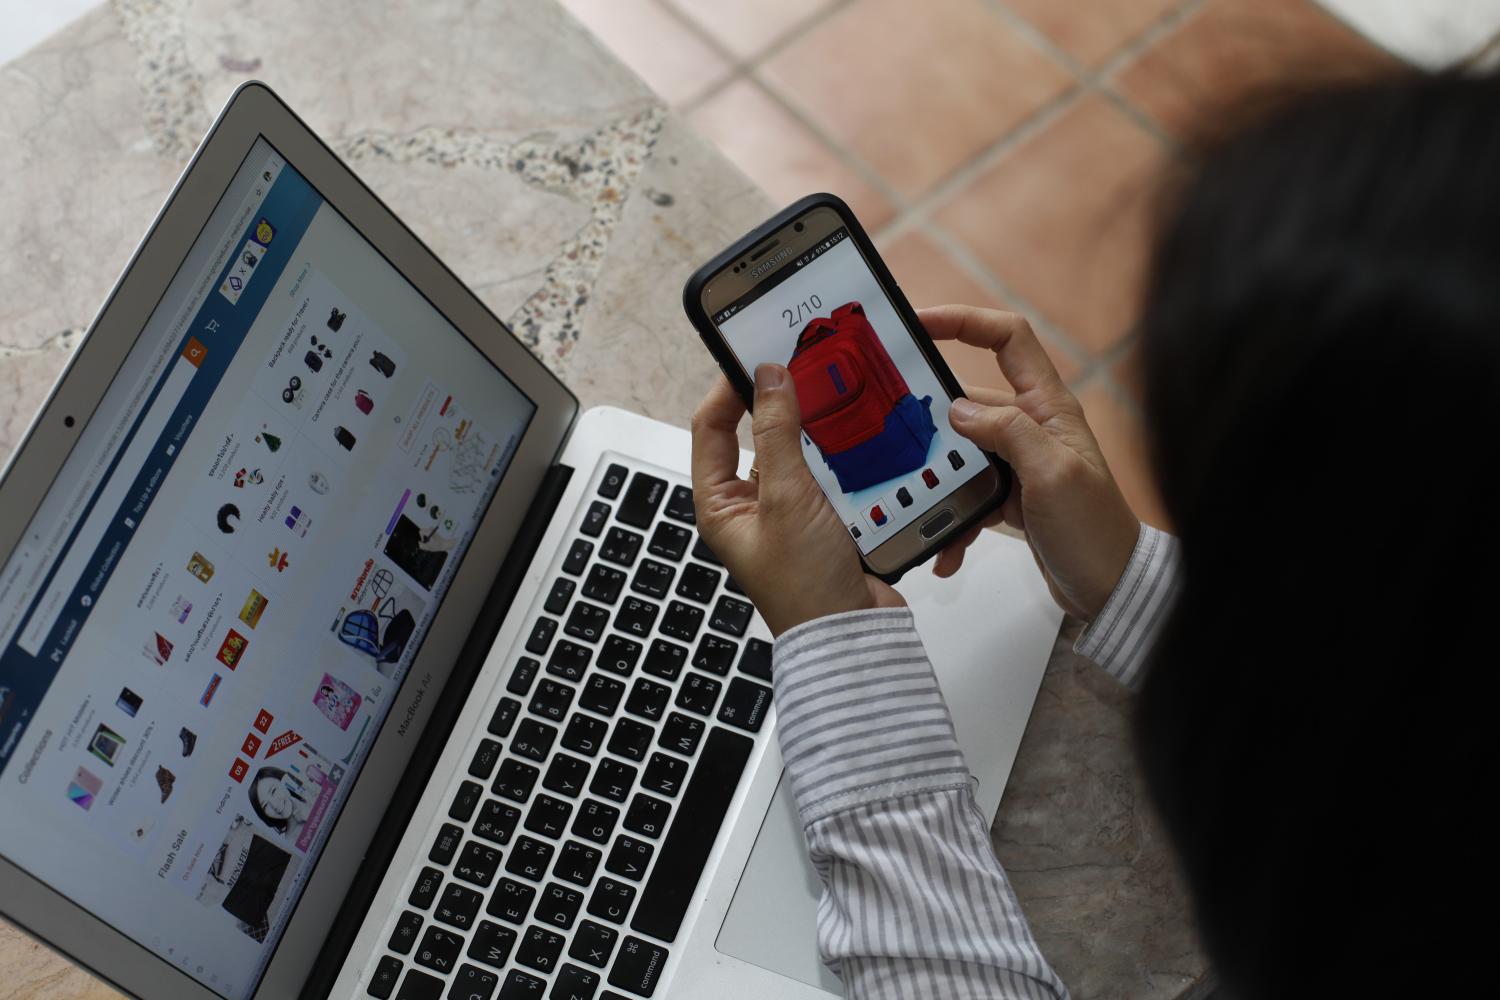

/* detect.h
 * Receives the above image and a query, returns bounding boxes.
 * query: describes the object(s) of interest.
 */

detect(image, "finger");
[919,305,1067,397]
[948,399,1066,480]
[690,376,747,494]
[959,382,1017,408]
[749,364,814,504]
[932,524,984,577]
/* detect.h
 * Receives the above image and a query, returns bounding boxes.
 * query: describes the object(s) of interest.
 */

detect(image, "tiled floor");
[557,0,1471,528]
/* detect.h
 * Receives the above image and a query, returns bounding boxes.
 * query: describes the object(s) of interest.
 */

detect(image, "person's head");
[248,766,305,833]
[1133,69,1499,995]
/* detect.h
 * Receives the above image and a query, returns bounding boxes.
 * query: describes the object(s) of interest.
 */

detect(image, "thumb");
[948,397,1060,479]
[750,364,812,499]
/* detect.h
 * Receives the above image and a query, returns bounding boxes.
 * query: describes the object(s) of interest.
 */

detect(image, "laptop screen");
[0,138,535,998]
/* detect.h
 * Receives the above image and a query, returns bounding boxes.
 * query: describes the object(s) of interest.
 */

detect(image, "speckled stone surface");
[0,1,1208,997]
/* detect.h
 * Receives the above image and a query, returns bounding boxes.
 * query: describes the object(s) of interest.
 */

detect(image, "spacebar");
[630,726,754,942]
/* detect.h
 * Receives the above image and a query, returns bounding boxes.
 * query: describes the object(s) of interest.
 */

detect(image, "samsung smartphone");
[683,193,1011,581]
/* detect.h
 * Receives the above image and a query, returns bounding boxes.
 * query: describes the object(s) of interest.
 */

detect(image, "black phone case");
[681,191,1012,584]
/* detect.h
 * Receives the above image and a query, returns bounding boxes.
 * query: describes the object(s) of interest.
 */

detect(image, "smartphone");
[683,193,1011,581]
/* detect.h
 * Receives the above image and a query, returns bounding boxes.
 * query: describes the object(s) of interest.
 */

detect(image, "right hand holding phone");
[923,305,1141,621]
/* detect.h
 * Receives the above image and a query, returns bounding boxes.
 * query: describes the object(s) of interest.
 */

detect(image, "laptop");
[0,83,1061,1000]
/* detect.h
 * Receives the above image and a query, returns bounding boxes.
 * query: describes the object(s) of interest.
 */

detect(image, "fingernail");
[755,364,784,391]
[949,398,978,422]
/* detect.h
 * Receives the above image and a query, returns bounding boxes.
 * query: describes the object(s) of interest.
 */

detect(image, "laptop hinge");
[301,460,575,999]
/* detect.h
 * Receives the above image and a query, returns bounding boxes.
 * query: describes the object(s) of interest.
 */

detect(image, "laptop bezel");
[0,81,578,1000]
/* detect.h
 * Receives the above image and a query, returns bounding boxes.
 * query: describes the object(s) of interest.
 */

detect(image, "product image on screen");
[718,228,987,553]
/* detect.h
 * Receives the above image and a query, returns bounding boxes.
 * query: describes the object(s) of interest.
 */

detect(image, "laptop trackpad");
[714,770,843,994]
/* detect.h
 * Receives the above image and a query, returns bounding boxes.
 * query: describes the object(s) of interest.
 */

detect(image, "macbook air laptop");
[0,83,1061,1000]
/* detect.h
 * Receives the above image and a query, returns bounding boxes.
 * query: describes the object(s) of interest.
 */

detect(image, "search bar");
[16,349,201,657]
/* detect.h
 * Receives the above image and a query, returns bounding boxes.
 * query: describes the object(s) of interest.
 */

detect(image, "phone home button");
[920,508,955,540]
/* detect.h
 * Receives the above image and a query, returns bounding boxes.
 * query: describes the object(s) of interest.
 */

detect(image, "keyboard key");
[664,485,695,524]
[609,937,669,998]
[488,697,523,738]
[409,866,443,910]
[582,564,626,605]
[493,758,539,803]
[708,596,754,637]
[517,926,566,974]
[368,955,402,998]
[691,635,736,676]
[415,926,463,974]
[613,597,659,639]
[547,640,592,682]
[473,800,521,845]
[538,883,585,930]
[587,878,637,925]
[599,464,628,499]
[599,634,642,676]
[530,679,576,723]
[498,969,547,999]
[545,577,576,615]
[604,836,654,882]
[569,920,619,969]
[450,781,484,822]
[389,910,424,955]
[738,638,772,681]
[554,840,603,886]
[565,601,610,642]
[454,841,502,888]
[487,877,535,925]
[630,560,674,599]
[525,793,573,838]
[563,539,593,576]
[608,718,653,761]
[571,798,620,844]
[579,674,625,716]
[511,718,558,762]
[658,713,705,758]
[641,639,686,681]
[449,964,498,1000]
[526,617,558,654]
[507,657,541,697]
[581,500,611,538]
[631,729,753,942]
[625,678,671,722]
[718,677,773,733]
[469,738,503,779]
[505,836,555,882]
[435,883,483,930]
[642,753,688,798]
[543,753,591,797]
[646,522,692,562]
[623,794,671,839]
[616,472,667,528]
[674,563,720,604]
[674,673,721,717]
[690,536,722,566]
[551,964,602,1000]
[397,967,444,1000]
[590,758,638,803]
[468,920,517,970]
[658,601,703,642]
[599,527,643,567]
[561,713,609,757]
[430,823,463,865]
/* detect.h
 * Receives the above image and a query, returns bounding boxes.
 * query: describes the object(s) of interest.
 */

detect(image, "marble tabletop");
[0,1,1209,997]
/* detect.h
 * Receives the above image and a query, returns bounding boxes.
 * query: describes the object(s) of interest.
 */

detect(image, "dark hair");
[248,766,292,833]
[1135,71,1499,996]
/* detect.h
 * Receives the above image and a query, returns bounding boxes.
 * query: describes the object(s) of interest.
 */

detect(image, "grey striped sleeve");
[774,608,1069,1000]
[1074,524,1181,688]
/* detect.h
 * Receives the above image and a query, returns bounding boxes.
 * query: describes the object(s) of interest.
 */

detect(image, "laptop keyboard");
[367,458,774,1000]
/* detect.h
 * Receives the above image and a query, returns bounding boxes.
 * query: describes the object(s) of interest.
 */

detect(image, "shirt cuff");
[1074,523,1181,688]
[773,608,970,826]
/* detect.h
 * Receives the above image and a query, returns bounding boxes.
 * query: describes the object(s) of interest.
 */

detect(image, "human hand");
[922,305,1141,621]
[690,365,905,637]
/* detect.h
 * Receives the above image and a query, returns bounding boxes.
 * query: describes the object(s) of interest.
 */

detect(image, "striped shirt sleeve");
[773,608,1069,1000]
[1074,524,1181,688]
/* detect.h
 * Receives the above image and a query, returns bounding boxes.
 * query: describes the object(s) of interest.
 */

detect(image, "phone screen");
[713,227,988,553]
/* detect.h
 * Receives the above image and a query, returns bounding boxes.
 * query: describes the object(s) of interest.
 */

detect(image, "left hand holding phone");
[691,363,906,637]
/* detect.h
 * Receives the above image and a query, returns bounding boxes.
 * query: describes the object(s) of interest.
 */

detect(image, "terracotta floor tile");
[686,80,894,230]
[935,95,1168,357]
[1000,0,1182,67]
[762,0,1074,199]
[560,0,732,105]
[666,0,837,60]
[1077,383,1170,529]
[1112,0,1400,140]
